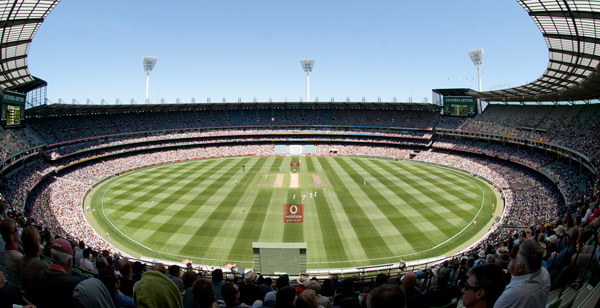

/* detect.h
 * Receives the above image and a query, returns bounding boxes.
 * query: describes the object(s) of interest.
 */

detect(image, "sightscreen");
[253,242,307,275]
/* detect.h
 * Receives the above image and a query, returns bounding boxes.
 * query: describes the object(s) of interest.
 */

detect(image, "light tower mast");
[143,56,158,103]
[300,59,315,102]
[467,48,484,92]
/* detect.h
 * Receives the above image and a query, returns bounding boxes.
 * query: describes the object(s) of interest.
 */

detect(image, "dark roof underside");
[0,0,58,92]
[473,0,600,102]
[25,102,441,118]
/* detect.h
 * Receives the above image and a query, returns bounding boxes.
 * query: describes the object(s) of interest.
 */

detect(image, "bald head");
[402,272,418,290]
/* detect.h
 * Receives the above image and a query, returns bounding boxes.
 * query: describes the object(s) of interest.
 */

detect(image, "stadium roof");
[0,0,58,92]
[26,102,440,118]
[472,0,600,102]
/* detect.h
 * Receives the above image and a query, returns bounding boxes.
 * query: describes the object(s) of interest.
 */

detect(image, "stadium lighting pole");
[143,56,158,103]
[467,49,484,92]
[300,59,315,103]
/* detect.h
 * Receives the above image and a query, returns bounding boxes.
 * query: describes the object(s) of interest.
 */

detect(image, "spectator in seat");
[264,274,289,307]
[423,267,459,307]
[80,248,97,274]
[169,264,185,293]
[461,263,506,308]
[182,270,199,308]
[366,284,406,308]
[20,225,48,303]
[73,277,116,308]
[99,264,134,308]
[192,278,217,308]
[211,269,226,301]
[304,279,331,308]
[239,270,264,305]
[36,238,82,308]
[118,257,134,297]
[221,281,259,308]
[73,240,85,267]
[275,285,296,308]
[361,273,387,308]
[333,278,360,308]
[494,239,550,308]
[295,289,319,308]
[403,271,424,308]
[0,218,22,285]
[133,269,183,308]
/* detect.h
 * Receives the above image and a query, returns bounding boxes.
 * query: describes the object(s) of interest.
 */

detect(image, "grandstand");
[1,0,600,307]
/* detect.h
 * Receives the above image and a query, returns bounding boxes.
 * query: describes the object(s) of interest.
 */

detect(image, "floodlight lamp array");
[468,48,484,68]
[143,56,158,73]
[300,59,315,73]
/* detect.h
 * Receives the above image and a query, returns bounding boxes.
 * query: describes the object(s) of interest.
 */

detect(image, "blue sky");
[28,1,548,104]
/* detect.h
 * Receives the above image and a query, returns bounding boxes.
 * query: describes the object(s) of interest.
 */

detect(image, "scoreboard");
[1,90,26,127]
[443,96,477,117]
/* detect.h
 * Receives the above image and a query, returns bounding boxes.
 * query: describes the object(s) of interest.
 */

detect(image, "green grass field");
[86,156,496,269]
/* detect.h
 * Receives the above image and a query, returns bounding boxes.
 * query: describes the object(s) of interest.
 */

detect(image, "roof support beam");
[544,33,600,45]
[549,48,600,61]
[0,39,32,48]
[0,18,43,28]
[529,10,600,19]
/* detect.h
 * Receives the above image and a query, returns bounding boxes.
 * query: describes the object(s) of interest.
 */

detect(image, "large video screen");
[1,90,26,127]
[443,96,476,117]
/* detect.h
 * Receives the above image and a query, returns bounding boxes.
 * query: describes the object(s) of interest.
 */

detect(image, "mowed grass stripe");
[181,157,257,254]
[404,162,482,201]
[335,157,415,256]
[227,157,278,261]
[107,161,203,200]
[110,159,224,214]
[108,160,227,218]
[283,189,304,242]
[348,157,427,251]
[319,157,394,259]
[370,159,458,238]
[125,158,245,247]
[270,156,284,172]
[118,159,232,229]
[378,160,482,209]
[388,161,479,224]
[147,157,265,251]
[91,156,498,267]
[305,157,348,263]
[373,161,472,224]
[314,159,370,262]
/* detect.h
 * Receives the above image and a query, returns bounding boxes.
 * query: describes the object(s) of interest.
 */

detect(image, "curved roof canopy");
[0,0,58,91]
[472,0,600,102]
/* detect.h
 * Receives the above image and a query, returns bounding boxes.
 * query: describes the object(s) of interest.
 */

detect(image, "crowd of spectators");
[540,161,591,205]
[46,128,431,160]
[432,138,555,169]
[0,126,44,163]
[27,108,438,145]
[0,104,599,306]
[440,104,600,158]
[413,149,564,228]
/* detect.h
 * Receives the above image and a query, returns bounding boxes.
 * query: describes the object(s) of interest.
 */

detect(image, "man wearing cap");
[35,237,82,308]
[239,270,264,305]
[494,239,550,308]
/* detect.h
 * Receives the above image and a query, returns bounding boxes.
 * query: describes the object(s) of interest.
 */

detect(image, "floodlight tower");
[467,48,484,91]
[300,59,315,102]
[143,56,158,103]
